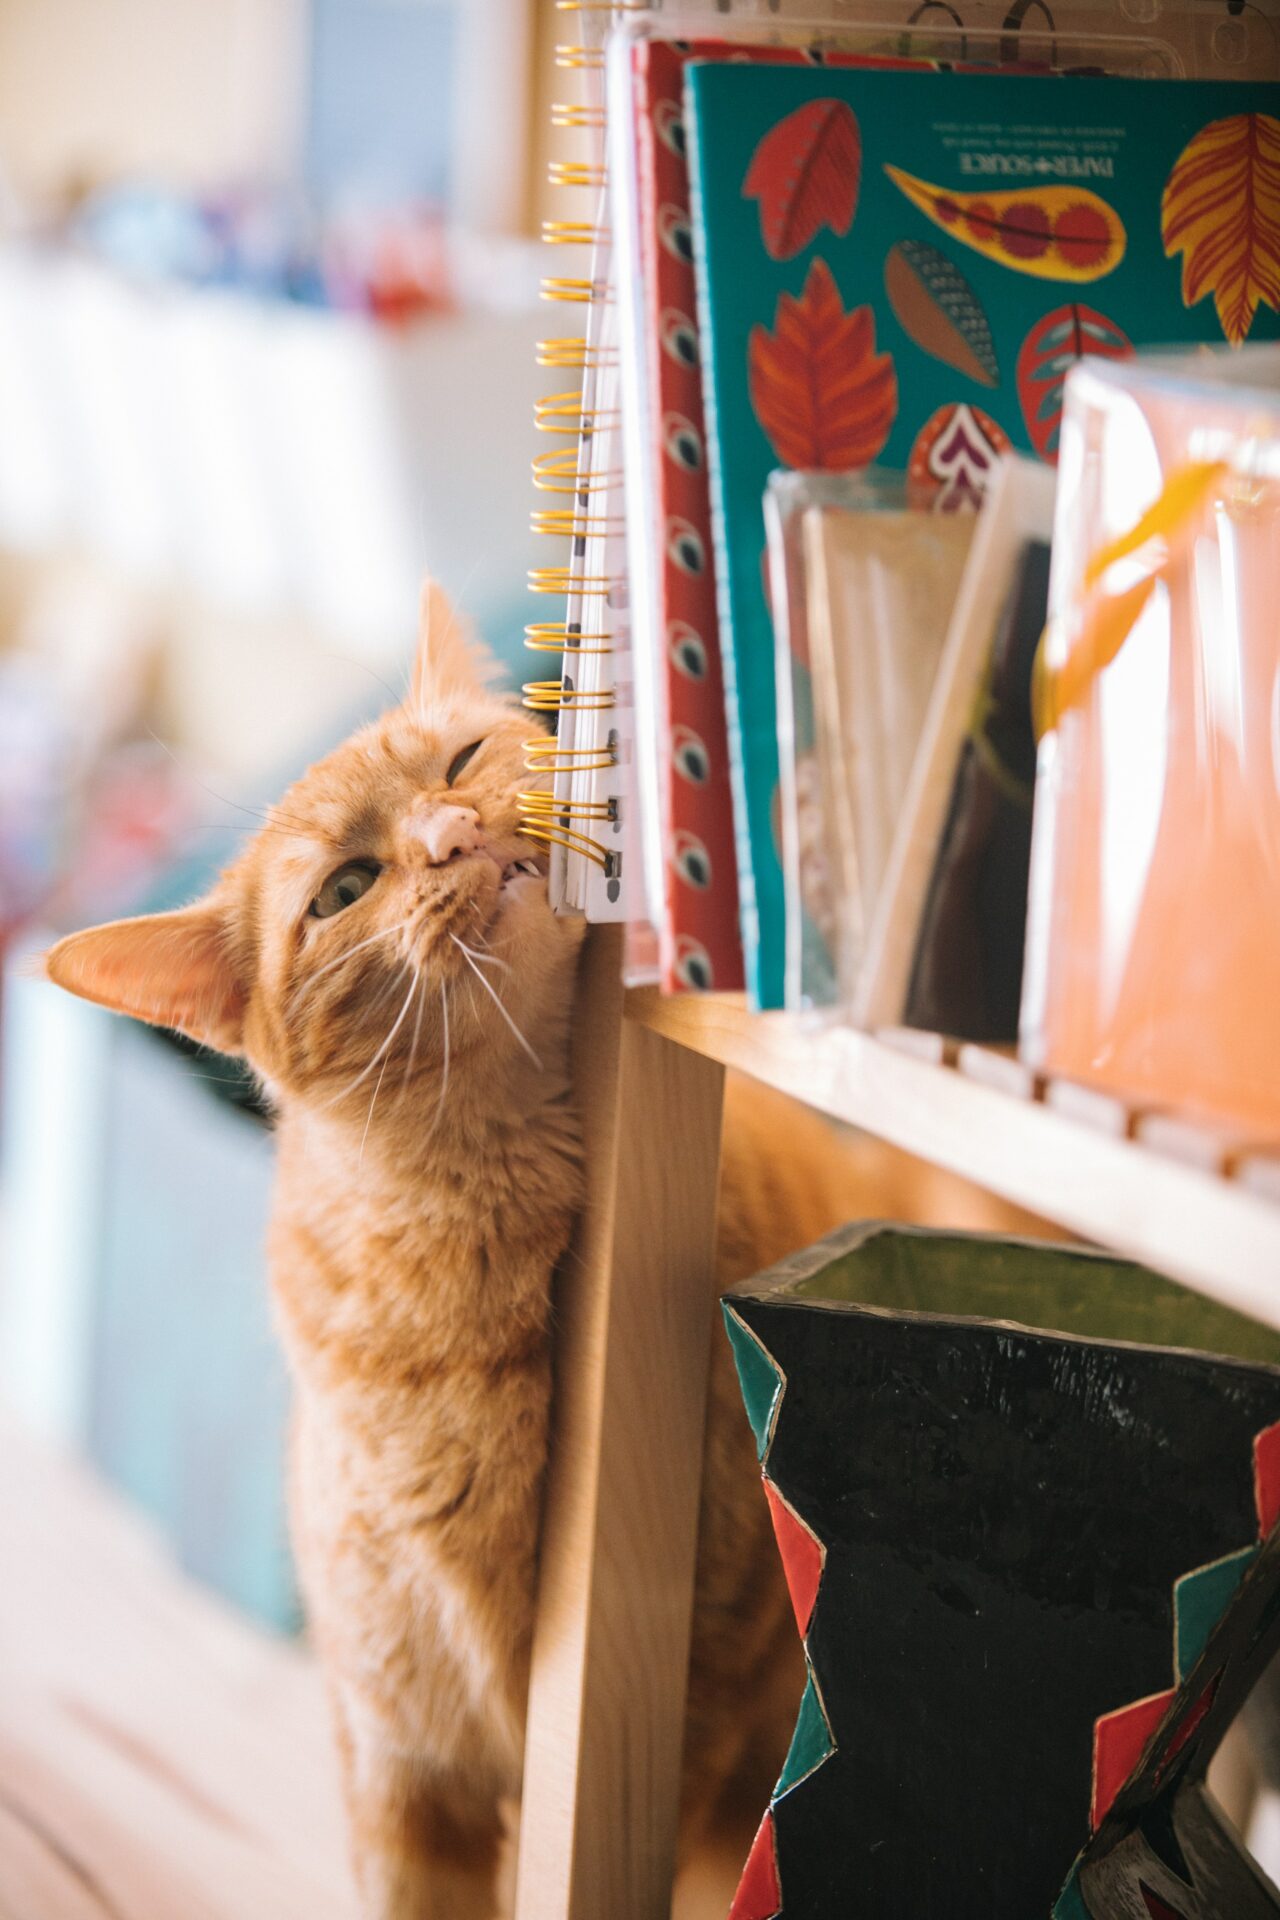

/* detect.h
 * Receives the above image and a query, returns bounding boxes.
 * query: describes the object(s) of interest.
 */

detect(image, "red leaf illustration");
[745,99,862,260]
[749,259,897,469]
[1016,304,1132,463]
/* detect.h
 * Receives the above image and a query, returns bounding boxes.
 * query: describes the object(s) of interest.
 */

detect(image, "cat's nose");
[406,802,488,867]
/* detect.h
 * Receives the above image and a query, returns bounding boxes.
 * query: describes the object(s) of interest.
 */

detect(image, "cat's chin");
[491,868,548,921]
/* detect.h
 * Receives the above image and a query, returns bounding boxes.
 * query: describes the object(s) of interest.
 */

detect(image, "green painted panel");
[775,1668,834,1799]
[723,1304,784,1462]
[1052,1867,1091,1920]
[1175,1545,1259,1682]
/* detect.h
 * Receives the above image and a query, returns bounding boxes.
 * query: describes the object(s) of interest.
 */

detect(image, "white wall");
[0,0,305,203]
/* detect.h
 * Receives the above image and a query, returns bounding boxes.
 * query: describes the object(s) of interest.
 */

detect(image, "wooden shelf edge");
[624,989,1280,1331]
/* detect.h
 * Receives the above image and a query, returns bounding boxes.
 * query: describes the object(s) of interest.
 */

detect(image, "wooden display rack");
[510,923,1280,1920]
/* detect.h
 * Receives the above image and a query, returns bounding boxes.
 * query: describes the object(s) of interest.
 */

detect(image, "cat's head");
[45,584,584,1118]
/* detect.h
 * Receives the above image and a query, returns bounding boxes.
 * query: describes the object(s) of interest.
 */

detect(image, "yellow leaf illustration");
[884,165,1126,283]
[1161,113,1280,346]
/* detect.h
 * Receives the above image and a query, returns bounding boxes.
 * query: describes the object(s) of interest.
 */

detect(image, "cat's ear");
[407,578,506,720]
[44,903,247,1054]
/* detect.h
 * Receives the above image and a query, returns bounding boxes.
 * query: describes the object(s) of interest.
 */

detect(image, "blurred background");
[0,0,576,1631]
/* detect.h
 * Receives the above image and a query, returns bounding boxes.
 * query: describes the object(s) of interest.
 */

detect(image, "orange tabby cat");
[46,585,1026,1918]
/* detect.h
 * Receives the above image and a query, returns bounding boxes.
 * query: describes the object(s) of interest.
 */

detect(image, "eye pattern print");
[673,725,712,785]
[660,307,701,370]
[667,517,707,575]
[669,620,708,680]
[663,411,704,471]
[635,38,746,993]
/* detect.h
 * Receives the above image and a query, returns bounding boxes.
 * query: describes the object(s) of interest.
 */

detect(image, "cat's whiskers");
[297,919,414,1005]
[402,965,428,1098]
[358,967,419,1162]
[321,962,418,1113]
[450,935,543,1071]
[425,981,451,1138]
[451,935,511,979]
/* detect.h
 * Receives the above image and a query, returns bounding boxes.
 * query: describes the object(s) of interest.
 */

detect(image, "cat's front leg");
[330,1684,502,1920]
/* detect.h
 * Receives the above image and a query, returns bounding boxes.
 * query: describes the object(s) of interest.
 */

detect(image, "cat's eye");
[311,861,381,919]
[446,740,484,785]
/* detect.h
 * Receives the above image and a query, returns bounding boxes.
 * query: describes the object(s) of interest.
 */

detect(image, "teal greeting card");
[686,62,1280,1007]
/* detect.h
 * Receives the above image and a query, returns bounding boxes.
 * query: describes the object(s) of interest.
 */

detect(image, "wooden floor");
[0,1417,746,1920]
[8,1409,1280,1917]
[0,1415,357,1920]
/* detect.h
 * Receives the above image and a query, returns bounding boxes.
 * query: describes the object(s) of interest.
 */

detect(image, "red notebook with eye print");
[624,35,744,995]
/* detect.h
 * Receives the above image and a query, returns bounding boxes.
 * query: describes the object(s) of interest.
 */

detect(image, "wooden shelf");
[524,949,1280,1920]
[625,988,1280,1331]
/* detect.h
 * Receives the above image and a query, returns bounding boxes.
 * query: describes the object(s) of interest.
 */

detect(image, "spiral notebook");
[530,0,1268,936]
[519,17,629,922]
[535,2,985,934]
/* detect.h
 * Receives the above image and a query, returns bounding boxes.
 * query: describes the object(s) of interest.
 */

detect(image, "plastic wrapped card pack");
[1021,347,1280,1135]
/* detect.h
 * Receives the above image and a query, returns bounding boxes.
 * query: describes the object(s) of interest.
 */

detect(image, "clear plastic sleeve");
[1020,347,1280,1135]
[768,469,976,1015]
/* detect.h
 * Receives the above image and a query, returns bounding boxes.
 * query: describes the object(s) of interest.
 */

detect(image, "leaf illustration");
[745,99,861,260]
[1016,304,1132,462]
[748,258,897,470]
[884,239,998,386]
[908,402,1011,511]
[885,164,1126,282]
[1161,112,1280,346]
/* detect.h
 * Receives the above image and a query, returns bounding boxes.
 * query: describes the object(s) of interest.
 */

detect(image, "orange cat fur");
[46,585,1032,1918]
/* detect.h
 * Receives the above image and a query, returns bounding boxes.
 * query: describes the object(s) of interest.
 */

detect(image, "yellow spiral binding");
[537,336,614,370]
[539,695,615,720]
[549,159,607,190]
[540,275,608,305]
[550,102,606,131]
[524,621,613,655]
[527,567,612,597]
[524,734,618,776]
[521,2,622,868]
[519,789,617,823]
[531,508,621,540]
[541,220,609,248]
[533,390,618,435]
[531,448,619,495]
[556,43,605,70]
[519,816,619,876]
